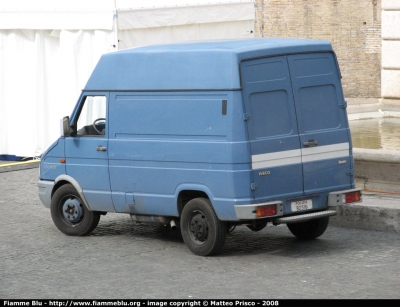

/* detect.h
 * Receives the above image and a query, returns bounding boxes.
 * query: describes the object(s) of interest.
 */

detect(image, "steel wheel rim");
[60,195,84,226]
[188,210,209,246]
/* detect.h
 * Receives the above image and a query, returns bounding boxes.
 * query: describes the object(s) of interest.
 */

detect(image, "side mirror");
[61,116,71,137]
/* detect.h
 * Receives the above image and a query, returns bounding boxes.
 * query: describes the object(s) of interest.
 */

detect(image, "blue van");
[38,38,362,256]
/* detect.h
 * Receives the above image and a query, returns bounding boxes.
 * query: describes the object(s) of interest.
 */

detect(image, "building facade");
[255,0,382,99]
[381,0,400,106]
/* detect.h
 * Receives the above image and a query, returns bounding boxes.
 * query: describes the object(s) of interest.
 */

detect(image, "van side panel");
[107,91,252,219]
[288,53,353,194]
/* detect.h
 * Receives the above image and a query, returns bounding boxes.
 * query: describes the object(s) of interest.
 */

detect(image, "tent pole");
[113,0,119,50]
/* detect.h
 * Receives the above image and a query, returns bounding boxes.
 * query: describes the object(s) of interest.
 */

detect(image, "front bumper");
[37,180,54,208]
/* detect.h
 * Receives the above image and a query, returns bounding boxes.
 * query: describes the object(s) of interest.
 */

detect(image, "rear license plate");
[291,199,312,212]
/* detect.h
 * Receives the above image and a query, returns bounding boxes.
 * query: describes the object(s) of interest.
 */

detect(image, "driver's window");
[76,96,106,136]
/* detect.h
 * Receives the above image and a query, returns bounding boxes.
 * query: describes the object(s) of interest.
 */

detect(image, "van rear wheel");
[286,217,329,240]
[51,184,100,236]
[180,198,227,256]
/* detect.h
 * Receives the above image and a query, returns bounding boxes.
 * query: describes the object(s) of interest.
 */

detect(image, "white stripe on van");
[251,142,350,170]
[252,149,301,169]
[301,142,349,163]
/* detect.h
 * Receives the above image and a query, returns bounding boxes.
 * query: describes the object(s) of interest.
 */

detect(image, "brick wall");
[255,0,382,98]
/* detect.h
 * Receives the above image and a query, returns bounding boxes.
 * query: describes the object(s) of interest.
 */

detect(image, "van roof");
[84,38,334,91]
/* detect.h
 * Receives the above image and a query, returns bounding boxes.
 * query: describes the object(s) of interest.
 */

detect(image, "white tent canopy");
[0,0,114,30]
[0,0,255,158]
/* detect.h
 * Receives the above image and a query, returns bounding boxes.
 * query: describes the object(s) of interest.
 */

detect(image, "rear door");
[241,52,353,202]
[287,53,352,194]
[241,56,303,202]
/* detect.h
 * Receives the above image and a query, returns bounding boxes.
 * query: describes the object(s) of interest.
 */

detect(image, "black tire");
[287,217,330,240]
[180,197,227,256]
[246,220,268,232]
[50,184,100,236]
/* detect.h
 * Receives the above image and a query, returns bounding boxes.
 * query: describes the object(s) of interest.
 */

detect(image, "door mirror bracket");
[61,116,71,137]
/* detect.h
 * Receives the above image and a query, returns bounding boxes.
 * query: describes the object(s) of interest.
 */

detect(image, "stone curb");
[330,193,400,234]
[0,160,39,173]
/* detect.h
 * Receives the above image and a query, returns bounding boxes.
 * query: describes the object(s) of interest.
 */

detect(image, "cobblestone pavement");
[1,168,400,299]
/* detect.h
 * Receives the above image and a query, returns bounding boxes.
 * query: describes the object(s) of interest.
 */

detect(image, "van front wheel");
[51,184,100,236]
[286,217,329,240]
[180,198,227,256]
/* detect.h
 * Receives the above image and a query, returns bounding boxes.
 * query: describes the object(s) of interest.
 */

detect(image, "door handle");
[303,140,318,147]
[96,146,107,152]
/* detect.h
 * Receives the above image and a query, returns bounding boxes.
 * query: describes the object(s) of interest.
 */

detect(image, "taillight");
[328,189,362,206]
[256,204,277,217]
[344,191,361,204]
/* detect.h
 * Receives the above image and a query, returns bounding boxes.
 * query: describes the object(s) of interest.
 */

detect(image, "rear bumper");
[234,200,283,220]
[234,202,336,225]
[327,188,363,206]
[234,188,362,224]
[273,210,337,225]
